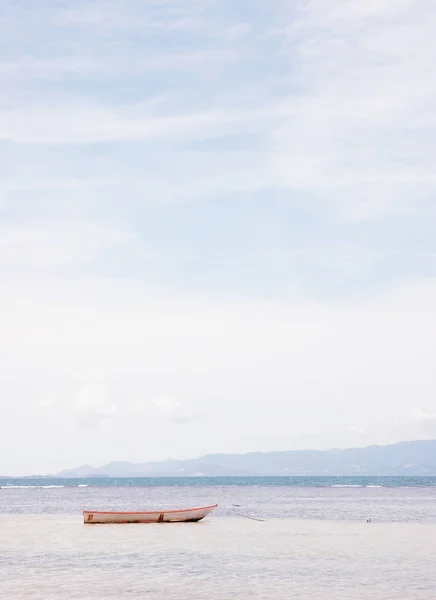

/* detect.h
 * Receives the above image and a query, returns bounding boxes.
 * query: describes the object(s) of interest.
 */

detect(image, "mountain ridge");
[55,439,436,477]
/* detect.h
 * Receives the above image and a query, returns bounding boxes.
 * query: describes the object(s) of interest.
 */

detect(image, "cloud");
[0,105,224,145]
[269,0,436,219]
[40,385,195,430]
[64,383,118,428]
[151,397,195,423]
[0,50,237,80]
[46,0,209,31]
[0,101,281,145]
[0,221,135,271]
[406,408,436,437]
[40,383,118,428]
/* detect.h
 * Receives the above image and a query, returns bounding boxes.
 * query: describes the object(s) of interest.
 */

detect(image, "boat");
[83,503,218,524]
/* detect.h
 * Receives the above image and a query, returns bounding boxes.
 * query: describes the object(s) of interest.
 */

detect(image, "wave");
[78,484,88,487]
[331,484,363,488]
[1,485,65,489]
[331,484,384,488]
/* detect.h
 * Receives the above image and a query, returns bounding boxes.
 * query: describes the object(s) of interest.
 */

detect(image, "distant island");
[53,440,436,478]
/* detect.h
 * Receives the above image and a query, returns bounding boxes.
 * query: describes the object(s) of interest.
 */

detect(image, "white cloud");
[270,0,436,219]
[0,102,277,145]
[0,221,135,270]
[0,49,237,80]
[406,408,436,437]
[149,397,195,423]
[41,383,118,428]
[40,386,196,429]
[46,0,208,30]
[411,408,436,423]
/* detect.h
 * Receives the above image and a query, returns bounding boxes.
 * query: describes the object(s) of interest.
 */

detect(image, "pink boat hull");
[83,504,218,524]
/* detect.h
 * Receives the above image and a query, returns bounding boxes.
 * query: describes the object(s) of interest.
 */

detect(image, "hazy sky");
[1,0,436,475]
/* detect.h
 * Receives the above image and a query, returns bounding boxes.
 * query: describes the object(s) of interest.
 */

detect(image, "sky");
[1,0,436,475]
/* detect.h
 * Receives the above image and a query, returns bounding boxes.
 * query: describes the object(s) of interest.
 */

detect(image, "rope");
[230,504,265,521]
[233,511,265,522]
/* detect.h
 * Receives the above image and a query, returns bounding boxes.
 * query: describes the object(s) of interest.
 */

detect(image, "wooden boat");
[83,503,218,524]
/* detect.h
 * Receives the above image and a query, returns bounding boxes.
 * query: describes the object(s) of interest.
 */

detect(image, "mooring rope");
[234,512,265,522]
[231,505,265,521]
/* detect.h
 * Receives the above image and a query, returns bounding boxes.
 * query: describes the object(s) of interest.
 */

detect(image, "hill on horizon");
[54,439,436,478]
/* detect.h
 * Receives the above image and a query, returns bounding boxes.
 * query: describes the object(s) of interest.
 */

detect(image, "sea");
[1,476,436,599]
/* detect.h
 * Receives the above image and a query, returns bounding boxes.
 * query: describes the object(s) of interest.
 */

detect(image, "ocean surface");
[1,477,436,599]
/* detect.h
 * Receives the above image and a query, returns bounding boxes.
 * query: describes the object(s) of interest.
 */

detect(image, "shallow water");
[1,516,435,599]
[1,483,436,598]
